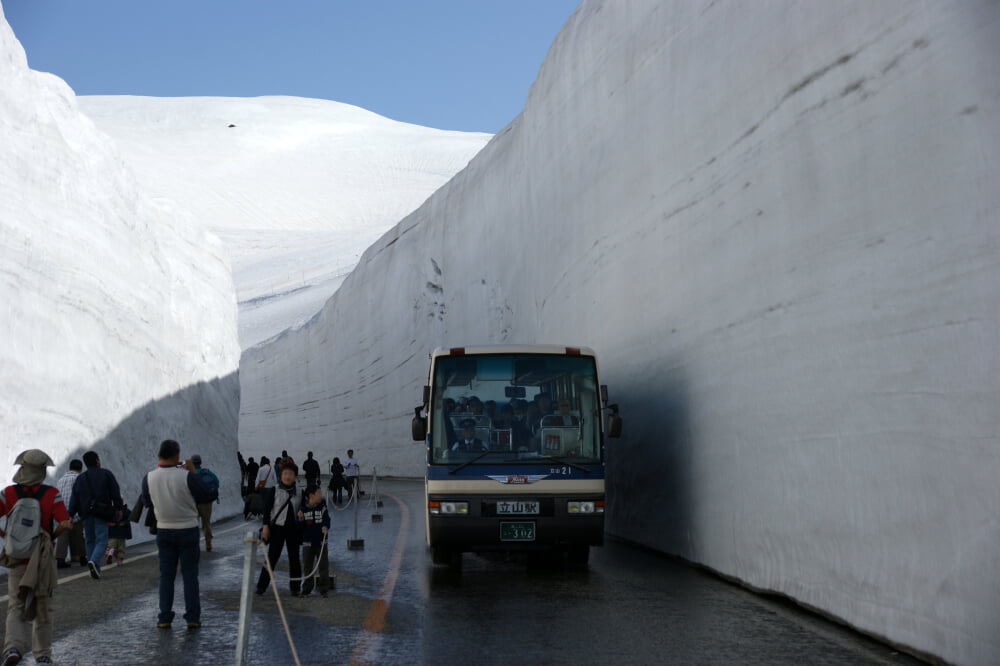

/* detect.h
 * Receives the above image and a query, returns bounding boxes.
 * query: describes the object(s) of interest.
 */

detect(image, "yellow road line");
[349,491,410,665]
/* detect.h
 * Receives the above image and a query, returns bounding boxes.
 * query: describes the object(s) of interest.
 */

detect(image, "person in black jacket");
[68,451,123,580]
[255,463,303,596]
[302,452,320,489]
[328,457,346,504]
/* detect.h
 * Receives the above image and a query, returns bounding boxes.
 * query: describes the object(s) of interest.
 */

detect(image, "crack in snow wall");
[239,1,1000,663]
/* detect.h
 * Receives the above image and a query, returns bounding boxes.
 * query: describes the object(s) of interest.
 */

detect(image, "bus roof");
[430,344,597,359]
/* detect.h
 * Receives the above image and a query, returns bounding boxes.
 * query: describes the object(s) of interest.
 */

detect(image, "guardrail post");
[235,529,256,665]
[348,478,365,549]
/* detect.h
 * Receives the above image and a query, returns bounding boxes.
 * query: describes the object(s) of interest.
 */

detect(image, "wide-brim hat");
[12,449,55,485]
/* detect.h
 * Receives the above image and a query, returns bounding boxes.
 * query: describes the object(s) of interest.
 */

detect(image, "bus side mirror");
[606,404,622,438]
[412,406,427,441]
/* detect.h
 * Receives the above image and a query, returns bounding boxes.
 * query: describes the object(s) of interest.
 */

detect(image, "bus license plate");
[496,501,539,515]
[500,521,535,541]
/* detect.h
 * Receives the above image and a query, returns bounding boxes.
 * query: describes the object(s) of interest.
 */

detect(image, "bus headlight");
[429,501,468,515]
[568,501,604,514]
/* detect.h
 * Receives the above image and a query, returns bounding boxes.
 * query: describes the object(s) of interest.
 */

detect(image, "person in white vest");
[141,439,218,630]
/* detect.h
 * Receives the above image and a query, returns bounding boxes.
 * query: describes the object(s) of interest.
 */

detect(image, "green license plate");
[500,521,535,541]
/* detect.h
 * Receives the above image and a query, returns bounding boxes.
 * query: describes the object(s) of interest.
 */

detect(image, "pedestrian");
[255,462,303,597]
[303,451,320,489]
[141,439,218,630]
[68,451,123,580]
[245,457,259,498]
[255,456,275,491]
[54,459,86,569]
[105,501,132,566]
[190,455,220,552]
[296,484,330,597]
[237,451,247,489]
[0,449,73,666]
[344,449,360,499]
[328,457,346,504]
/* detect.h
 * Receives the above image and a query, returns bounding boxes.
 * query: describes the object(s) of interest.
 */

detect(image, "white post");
[235,529,256,665]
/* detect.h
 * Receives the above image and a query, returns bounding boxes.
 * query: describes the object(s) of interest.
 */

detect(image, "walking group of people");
[238,448,362,598]
[0,443,357,665]
[0,441,220,665]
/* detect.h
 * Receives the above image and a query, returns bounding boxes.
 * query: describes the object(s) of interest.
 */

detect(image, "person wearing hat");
[451,419,488,453]
[0,449,72,666]
[190,455,219,552]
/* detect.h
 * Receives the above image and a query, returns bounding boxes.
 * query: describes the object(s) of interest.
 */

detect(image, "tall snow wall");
[239,1,999,662]
[0,7,242,516]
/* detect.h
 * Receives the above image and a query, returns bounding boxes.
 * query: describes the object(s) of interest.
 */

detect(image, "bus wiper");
[506,455,591,473]
[449,450,492,474]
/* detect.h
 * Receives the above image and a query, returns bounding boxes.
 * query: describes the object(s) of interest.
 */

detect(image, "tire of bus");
[431,546,462,569]
[567,544,590,565]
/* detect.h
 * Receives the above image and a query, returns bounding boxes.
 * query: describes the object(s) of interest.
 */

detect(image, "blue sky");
[3,0,581,133]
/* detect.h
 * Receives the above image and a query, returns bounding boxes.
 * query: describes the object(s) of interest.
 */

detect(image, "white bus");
[412,345,622,567]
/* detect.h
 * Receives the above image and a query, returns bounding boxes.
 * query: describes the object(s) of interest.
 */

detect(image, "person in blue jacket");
[68,451,124,580]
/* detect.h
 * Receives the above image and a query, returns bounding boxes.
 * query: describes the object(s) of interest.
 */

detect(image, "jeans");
[83,516,109,572]
[156,527,201,624]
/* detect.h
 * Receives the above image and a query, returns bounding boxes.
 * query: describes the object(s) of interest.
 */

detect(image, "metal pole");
[235,529,256,666]
[348,477,364,549]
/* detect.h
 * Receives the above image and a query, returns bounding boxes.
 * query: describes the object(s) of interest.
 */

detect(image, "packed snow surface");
[239,1,999,663]
[0,7,241,524]
[78,95,490,347]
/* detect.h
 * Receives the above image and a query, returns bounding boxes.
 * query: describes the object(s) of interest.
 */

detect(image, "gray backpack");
[4,485,51,559]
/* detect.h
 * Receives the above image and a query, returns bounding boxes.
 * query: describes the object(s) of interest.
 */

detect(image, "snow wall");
[239,1,999,663]
[0,8,242,522]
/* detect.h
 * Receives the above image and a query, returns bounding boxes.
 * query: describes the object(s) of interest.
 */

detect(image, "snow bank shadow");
[605,367,693,556]
[49,372,241,538]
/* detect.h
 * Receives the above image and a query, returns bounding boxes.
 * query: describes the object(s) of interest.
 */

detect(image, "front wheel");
[431,546,463,569]
[567,545,590,565]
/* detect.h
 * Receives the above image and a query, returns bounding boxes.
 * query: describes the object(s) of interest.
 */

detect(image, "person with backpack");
[0,449,73,666]
[190,455,219,552]
[68,451,123,580]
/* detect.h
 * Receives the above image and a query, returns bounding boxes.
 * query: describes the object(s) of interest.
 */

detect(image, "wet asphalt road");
[1,479,924,665]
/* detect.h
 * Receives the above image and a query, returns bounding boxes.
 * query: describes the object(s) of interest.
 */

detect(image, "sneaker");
[56,560,71,569]
[254,587,266,596]
[186,621,201,630]
[205,543,212,552]
[87,561,100,580]
[1,648,20,666]
[320,592,328,598]
[78,556,88,567]
[36,657,53,665]
[156,622,171,629]
[106,554,113,565]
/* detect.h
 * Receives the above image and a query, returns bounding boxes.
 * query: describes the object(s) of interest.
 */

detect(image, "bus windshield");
[429,353,602,466]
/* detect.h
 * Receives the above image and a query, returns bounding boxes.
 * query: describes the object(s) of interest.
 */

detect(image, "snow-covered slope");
[239,1,999,663]
[78,96,490,347]
[1,8,241,521]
